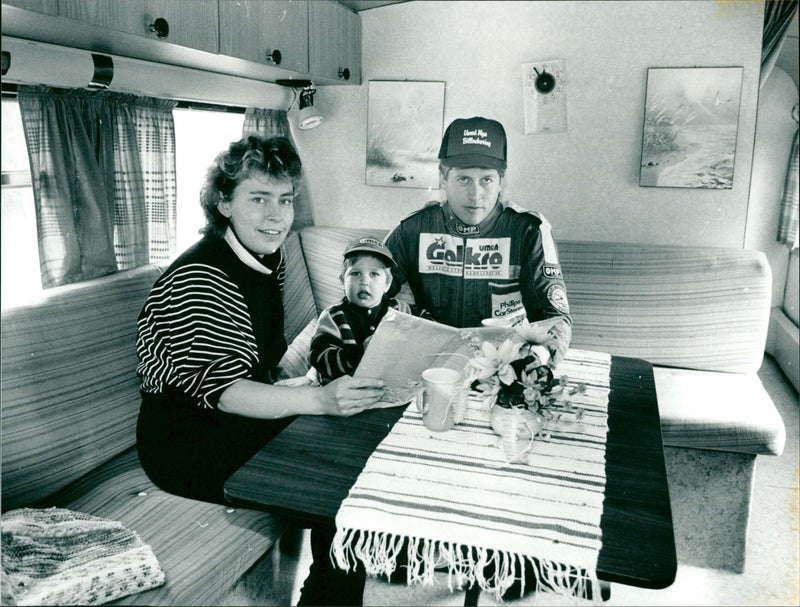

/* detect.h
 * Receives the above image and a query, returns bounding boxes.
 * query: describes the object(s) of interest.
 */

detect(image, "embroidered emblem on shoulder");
[546,284,569,314]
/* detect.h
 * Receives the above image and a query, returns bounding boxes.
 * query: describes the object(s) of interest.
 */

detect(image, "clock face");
[525,61,565,104]
[522,59,567,134]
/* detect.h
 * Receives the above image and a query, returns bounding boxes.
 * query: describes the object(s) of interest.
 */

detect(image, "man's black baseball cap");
[437,116,507,170]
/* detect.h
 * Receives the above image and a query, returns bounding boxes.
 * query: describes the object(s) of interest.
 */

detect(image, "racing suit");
[384,199,572,366]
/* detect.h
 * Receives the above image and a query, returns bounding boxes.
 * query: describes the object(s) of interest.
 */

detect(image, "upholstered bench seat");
[654,366,786,455]
[294,226,785,575]
[37,447,287,606]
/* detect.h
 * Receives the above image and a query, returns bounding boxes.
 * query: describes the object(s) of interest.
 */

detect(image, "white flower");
[515,317,561,345]
[468,338,519,385]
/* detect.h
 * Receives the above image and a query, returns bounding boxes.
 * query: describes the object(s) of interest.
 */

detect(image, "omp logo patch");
[418,234,511,279]
[543,264,562,279]
[455,224,480,235]
[546,284,570,314]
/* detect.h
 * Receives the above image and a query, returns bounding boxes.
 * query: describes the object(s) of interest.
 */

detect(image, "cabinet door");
[4,0,58,15]
[58,0,219,54]
[219,0,309,74]
[308,0,361,83]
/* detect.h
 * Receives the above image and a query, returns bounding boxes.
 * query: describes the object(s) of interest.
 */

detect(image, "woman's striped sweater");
[136,231,286,408]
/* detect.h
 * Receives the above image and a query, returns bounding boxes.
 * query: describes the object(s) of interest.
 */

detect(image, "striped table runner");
[332,349,611,600]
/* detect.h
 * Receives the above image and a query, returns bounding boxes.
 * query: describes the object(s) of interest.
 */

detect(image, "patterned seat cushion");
[40,448,286,606]
[1,264,165,511]
[654,366,785,455]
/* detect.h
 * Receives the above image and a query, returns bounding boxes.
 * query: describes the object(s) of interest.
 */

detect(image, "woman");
[136,135,380,605]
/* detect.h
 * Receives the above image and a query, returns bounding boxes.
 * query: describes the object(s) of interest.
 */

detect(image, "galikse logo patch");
[418,234,511,279]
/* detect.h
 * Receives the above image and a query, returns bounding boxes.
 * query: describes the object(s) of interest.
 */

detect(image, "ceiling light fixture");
[277,79,324,130]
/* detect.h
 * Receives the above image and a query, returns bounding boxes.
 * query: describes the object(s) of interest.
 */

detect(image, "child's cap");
[343,237,396,267]
[438,116,507,170]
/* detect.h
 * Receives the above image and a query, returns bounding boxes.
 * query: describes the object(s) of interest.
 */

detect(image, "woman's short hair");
[200,135,303,238]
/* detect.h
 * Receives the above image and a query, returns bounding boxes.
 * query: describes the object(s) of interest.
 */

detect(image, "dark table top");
[225,354,676,590]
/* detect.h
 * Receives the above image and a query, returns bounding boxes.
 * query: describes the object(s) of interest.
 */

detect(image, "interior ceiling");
[337,0,409,12]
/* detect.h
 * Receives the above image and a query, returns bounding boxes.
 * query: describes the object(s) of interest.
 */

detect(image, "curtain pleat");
[18,88,117,287]
[777,128,799,249]
[760,0,798,88]
[243,108,314,230]
[17,86,177,286]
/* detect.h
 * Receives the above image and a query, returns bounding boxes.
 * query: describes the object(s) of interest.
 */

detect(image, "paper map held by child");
[354,310,519,408]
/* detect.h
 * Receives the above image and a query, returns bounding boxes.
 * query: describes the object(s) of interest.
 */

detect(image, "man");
[384,116,572,366]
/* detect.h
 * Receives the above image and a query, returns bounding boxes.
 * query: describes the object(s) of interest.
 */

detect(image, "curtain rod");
[1,37,292,110]
[2,83,247,114]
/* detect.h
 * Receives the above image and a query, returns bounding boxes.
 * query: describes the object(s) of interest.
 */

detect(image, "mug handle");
[416,387,429,414]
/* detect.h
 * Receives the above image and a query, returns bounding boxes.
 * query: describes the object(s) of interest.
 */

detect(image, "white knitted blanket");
[1,507,165,606]
[333,349,611,601]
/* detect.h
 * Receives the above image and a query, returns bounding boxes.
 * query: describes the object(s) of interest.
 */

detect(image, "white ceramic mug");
[481,317,512,327]
[481,311,525,327]
[417,367,461,432]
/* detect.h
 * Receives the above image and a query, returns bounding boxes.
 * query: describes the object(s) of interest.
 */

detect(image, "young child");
[310,237,411,385]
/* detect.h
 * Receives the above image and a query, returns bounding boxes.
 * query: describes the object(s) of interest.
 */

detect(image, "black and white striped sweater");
[136,230,286,408]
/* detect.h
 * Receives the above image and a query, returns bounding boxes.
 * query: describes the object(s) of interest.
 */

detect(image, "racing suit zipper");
[460,235,468,327]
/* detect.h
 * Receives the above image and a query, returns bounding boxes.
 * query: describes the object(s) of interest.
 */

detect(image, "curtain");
[761,0,798,88]
[113,98,177,270]
[243,108,314,231]
[18,86,177,287]
[777,127,799,249]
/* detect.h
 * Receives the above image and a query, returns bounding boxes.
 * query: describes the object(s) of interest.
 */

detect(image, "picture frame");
[366,80,445,189]
[639,67,743,189]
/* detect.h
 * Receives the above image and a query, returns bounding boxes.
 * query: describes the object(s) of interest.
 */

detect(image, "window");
[173,107,244,252]
[1,99,40,308]
[1,100,244,308]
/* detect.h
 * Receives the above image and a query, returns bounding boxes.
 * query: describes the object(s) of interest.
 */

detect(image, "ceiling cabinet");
[57,0,219,54]
[309,0,360,83]
[219,0,309,75]
[2,0,361,86]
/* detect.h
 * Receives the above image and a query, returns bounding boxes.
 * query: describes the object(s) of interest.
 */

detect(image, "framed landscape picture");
[639,67,743,189]
[366,80,445,189]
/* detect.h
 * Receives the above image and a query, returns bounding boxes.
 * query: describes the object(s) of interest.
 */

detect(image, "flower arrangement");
[462,318,586,462]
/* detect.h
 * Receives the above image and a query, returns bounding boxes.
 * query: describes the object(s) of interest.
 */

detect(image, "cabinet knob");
[338,67,350,81]
[149,17,169,39]
[265,49,282,65]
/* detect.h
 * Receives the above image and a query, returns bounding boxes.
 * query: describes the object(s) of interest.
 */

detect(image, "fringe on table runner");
[331,527,602,602]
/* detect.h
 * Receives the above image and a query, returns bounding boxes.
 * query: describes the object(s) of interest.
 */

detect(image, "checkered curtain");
[17,86,177,287]
[243,108,314,230]
[113,97,177,269]
[777,128,799,249]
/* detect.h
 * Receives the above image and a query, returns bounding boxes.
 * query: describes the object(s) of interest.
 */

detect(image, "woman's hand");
[321,375,385,417]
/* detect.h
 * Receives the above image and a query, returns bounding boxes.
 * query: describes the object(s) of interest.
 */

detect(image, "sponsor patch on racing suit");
[384,200,572,363]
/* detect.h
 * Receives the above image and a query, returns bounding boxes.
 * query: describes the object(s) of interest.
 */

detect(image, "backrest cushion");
[1,264,164,511]
[299,227,415,314]
[281,231,317,344]
[300,228,770,375]
[559,241,771,373]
